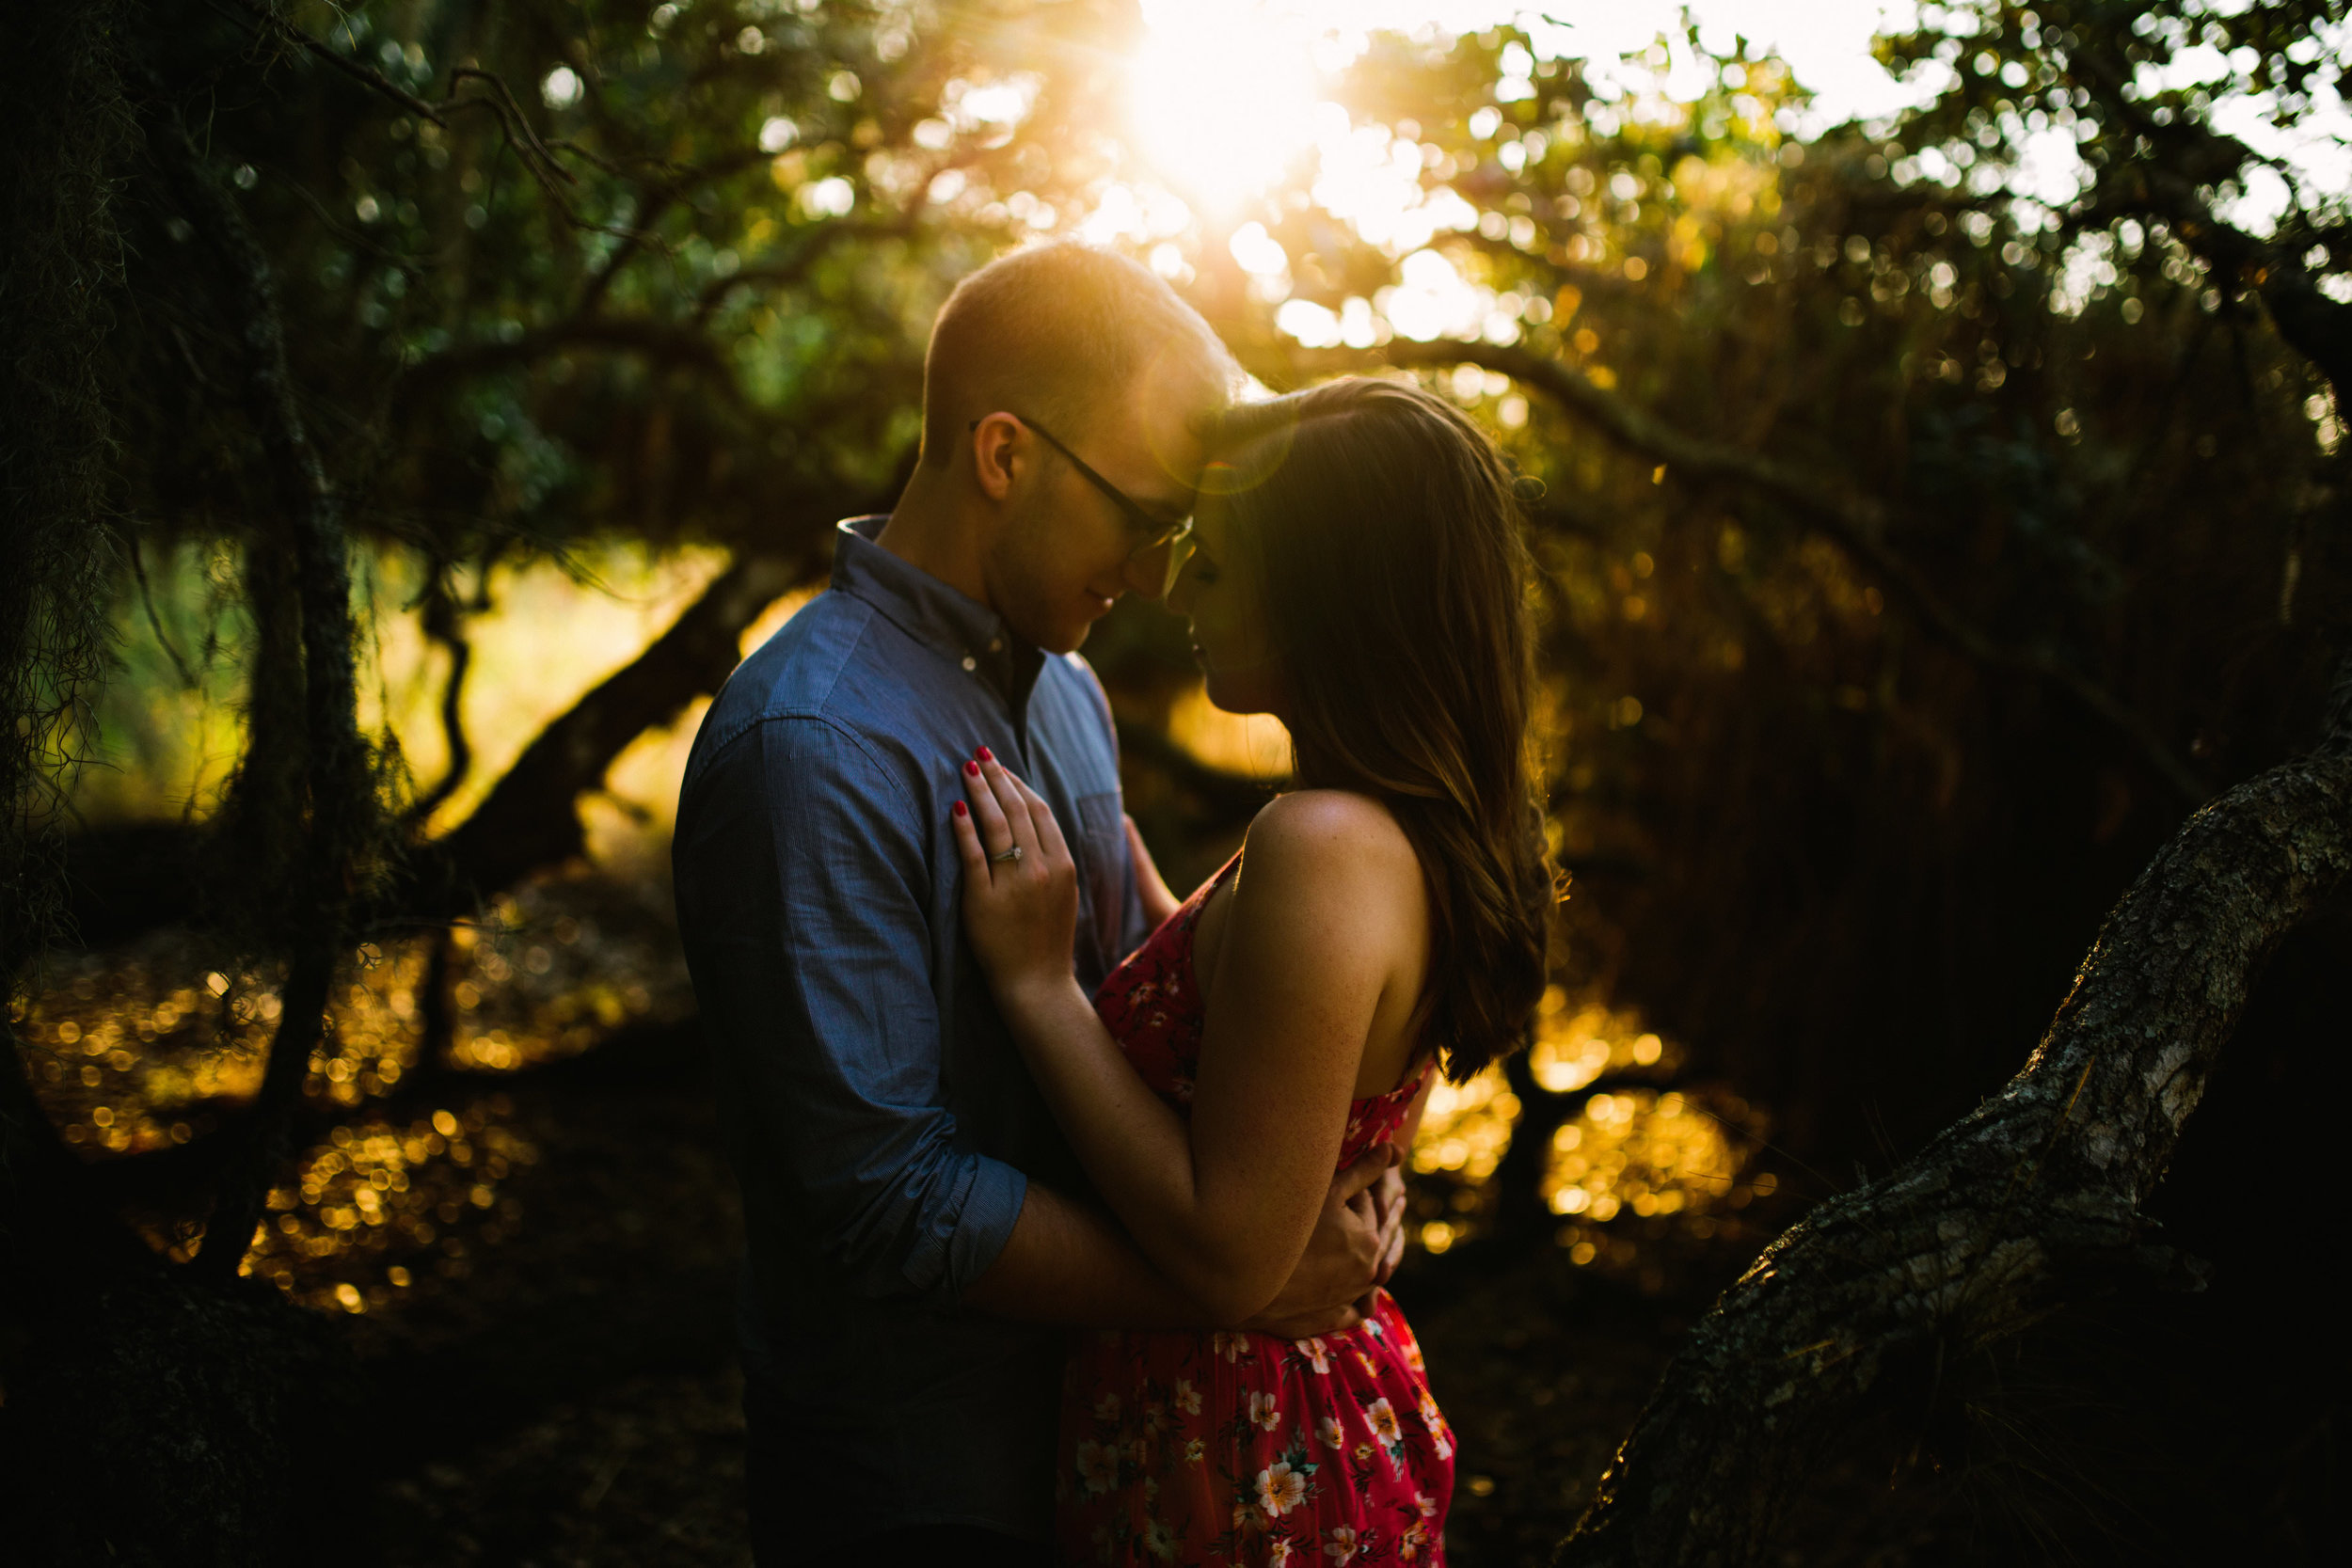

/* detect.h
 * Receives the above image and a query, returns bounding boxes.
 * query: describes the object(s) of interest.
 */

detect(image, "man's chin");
[1000,595,1113,657]
[1031,612,1105,657]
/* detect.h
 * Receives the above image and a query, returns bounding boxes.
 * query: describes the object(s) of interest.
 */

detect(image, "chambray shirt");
[673,516,1148,1545]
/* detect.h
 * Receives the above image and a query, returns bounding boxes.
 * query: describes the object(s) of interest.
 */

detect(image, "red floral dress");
[1058,854,1453,1567]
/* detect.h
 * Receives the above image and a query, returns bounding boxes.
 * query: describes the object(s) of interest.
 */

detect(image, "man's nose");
[1119,543,1170,599]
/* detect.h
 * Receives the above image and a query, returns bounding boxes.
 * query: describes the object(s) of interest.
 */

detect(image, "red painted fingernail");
[977,747,993,763]
[952,800,967,817]
[965,760,979,776]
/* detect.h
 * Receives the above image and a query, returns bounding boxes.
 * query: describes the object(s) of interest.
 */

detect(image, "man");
[673,244,1406,1566]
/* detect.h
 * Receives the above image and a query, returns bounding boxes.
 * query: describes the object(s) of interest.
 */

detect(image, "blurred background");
[3,2,2347,1563]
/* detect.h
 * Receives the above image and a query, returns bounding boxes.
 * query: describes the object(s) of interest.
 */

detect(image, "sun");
[1126,2,1330,214]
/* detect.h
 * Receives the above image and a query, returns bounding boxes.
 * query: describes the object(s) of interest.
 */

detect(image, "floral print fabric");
[1061,854,1453,1566]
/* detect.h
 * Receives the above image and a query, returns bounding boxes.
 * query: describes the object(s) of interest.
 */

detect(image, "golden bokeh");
[20,870,693,1305]
[1408,987,1772,1271]
[233,1096,538,1315]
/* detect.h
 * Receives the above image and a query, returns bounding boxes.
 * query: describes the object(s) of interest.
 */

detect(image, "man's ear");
[971,412,1022,502]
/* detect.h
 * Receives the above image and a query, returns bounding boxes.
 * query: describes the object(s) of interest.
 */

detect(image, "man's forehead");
[1124,351,1224,434]
[1096,406,1215,509]
[1123,449,1202,517]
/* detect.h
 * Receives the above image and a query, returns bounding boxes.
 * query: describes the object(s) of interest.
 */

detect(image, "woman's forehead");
[1191,494,1241,546]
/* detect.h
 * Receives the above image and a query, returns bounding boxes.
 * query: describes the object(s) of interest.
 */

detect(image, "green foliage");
[127,0,1150,569]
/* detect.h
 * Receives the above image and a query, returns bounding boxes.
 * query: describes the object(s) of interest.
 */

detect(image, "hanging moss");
[0,1,133,987]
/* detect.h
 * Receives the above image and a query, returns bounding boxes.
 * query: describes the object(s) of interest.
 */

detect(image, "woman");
[951,377,1553,1566]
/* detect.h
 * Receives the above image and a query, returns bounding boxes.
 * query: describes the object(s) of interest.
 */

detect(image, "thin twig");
[436,75,661,250]
[127,534,202,689]
[443,69,574,188]
[691,215,893,324]
[221,0,447,127]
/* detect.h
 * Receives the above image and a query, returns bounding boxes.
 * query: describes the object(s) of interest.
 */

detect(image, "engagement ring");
[990,846,1024,863]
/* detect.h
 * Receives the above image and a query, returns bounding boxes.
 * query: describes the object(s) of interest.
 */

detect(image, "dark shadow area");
[1756,888,2352,1566]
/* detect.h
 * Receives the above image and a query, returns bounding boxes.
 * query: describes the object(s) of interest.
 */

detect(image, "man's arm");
[964,1181,1199,1326]
[1372,1074,1432,1287]
[679,717,1025,1306]
[969,1143,1403,1330]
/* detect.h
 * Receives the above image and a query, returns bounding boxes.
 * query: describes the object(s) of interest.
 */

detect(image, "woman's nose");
[1122,542,1173,600]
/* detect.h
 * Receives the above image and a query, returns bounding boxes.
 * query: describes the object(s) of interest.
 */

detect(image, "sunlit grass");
[400,544,732,836]
[68,540,741,840]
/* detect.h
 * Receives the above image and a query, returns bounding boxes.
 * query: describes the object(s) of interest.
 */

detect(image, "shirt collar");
[830,516,1047,712]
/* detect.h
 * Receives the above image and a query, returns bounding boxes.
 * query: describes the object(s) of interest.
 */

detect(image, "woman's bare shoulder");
[1240,789,1421,893]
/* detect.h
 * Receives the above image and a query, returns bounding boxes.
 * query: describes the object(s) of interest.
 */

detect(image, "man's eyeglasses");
[970,415,1197,594]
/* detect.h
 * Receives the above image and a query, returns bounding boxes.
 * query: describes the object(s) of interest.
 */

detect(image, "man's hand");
[1371,1157,1408,1286]
[1239,1142,1406,1339]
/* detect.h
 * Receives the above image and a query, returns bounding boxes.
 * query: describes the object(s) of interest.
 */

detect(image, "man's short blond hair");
[919,243,1238,466]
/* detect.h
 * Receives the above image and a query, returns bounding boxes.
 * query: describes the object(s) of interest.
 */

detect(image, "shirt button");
[988,638,1002,653]
[961,656,977,672]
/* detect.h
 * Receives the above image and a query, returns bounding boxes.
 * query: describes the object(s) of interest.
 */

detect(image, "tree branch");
[424,520,849,907]
[1555,665,2352,1565]
[572,148,768,317]
[64,518,867,1210]
[691,214,894,325]
[1304,338,2211,804]
[442,67,577,196]
[399,315,746,403]
[407,566,473,826]
[219,0,448,128]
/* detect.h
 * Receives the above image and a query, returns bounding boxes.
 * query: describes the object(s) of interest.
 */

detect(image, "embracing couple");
[674,243,1552,1567]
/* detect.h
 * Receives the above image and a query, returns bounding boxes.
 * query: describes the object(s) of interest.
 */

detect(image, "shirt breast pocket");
[1072,791,1128,969]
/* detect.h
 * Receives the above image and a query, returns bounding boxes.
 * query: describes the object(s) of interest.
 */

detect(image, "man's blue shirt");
[673,516,1148,1544]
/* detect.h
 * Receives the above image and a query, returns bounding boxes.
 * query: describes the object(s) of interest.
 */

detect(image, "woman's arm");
[954,757,1413,1323]
[1124,813,1183,930]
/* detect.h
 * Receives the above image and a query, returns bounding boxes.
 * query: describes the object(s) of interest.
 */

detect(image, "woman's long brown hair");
[1208,376,1552,1083]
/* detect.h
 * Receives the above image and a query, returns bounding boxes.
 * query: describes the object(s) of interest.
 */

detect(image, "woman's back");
[1189,790,1431,1103]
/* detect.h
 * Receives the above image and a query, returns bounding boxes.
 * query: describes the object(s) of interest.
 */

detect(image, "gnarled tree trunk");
[1555,673,2352,1565]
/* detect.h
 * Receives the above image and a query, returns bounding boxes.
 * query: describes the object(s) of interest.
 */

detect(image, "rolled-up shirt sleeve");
[678,713,1025,1305]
